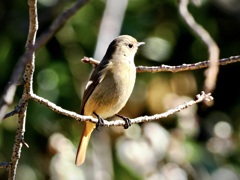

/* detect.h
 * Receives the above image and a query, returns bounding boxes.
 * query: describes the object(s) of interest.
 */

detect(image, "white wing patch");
[85,80,93,90]
[99,71,106,84]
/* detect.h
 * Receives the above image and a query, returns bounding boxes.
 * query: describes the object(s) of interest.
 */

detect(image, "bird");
[75,35,144,166]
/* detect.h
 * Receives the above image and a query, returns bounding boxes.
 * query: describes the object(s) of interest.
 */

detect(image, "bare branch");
[33,0,89,51]
[7,0,38,179]
[25,0,38,48]
[30,93,97,123]
[3,106,21,119]
[81,57,99,67]
[0,0,89,122]
[30,91,213,127]
[0,162,9,169]
[105,91,213,127]
[81,55,240,73]
[179,0,220,93]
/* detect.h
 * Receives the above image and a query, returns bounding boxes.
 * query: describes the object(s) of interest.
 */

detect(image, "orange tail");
[75,121,96,166]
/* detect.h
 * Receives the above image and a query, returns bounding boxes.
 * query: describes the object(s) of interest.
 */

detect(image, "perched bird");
[75,35,144,166]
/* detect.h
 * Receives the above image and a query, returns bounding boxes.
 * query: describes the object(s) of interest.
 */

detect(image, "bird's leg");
[115,114,131,129]
[93,112,104,130]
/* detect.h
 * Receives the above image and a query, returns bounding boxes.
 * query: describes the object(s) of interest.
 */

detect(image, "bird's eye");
[128,44,133,48]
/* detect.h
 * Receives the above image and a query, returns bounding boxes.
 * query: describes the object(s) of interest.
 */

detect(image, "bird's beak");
[137,42,145,47]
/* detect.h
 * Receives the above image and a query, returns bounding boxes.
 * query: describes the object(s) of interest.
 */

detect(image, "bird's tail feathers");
[75,121,95,166]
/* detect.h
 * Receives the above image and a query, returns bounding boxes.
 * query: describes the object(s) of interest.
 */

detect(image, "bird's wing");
[80,59,109,115]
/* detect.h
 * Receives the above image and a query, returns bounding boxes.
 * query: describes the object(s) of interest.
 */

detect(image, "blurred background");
[1,0,240,179]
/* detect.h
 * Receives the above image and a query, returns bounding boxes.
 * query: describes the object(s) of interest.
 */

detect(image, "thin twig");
[3,106,21,119]
[81,55,240,73]
[179,0,220,93]
[0,162,9,169]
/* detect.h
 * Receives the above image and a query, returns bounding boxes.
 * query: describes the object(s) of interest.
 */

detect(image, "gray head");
[102,35,144,63]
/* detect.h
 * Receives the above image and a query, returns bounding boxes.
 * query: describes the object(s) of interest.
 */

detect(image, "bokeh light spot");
[214,121,232,139]
[37,69,59,91]
[142,37,172,62]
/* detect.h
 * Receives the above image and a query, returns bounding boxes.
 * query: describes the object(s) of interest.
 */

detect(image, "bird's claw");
[94,112,104,130]
[116,114,131,129]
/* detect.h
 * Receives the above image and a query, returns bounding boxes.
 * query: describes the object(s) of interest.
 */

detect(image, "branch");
[7,0,38,179]
[0,0,89,122]
[32,0,89,51]
[3,1,91,178]
[81,55,240,73]
[125,91,212,124]
[3,106,21,119]
[0,162,9,169]
[30,93,97,123]
[30,91,213,127]
[179,0,220,93]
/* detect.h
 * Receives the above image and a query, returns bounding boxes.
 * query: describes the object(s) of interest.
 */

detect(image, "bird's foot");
[116,114,131,129]
[94,112,104,130]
